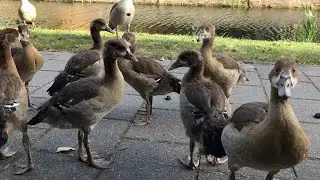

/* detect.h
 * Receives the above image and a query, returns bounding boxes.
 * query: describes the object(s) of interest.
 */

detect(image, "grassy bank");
[23,28,320,64]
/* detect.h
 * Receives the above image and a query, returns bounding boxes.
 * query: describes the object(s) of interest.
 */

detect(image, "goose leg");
[194,150,201,180]
[179,138,195,169]
[78,129,103,162]
[126,23,131,32]
[26,82,37,109]
[116,26,119,39]
[266,170,280,180]
[149,96,153,115]
[31,22,35,30]
[82,128,110,169]
[14,125,33,175]
[228,162,240,180]
[134,96,151,126]
[78,129,87,162]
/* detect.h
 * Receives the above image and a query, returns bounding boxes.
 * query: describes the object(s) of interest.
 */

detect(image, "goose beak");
[124,48,138,62]
[168,60,180,71]
[104,25,115,34]
[277,74,293,100]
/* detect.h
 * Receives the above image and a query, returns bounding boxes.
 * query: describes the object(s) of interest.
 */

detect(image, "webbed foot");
[14,163,34,175]
[88,158,111,169]
[179,155,199,169]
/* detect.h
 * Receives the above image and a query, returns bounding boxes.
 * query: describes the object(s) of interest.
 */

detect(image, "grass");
[17,28,320,64]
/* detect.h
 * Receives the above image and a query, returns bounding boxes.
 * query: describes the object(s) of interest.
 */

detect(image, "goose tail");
[201,113,228,158]
[28,106,50,125]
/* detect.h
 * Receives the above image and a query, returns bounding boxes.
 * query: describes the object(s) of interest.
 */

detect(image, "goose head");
[168,50,202,70]
[196,22,215,42]
[0,28,19,44]
[91,18,114,33]
[121,32,136,54]
[103,39,138,62]
[268,59,299,100]
[18,24,29,42]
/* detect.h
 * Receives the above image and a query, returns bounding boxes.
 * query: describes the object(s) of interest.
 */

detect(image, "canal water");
[1,1,319,41]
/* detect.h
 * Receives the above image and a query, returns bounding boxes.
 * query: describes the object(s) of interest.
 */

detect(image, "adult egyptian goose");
[108,0,135,39]
[47,18,114,96]
[11,24,44,108]
[18,0,37,28]
[28,39,137,169]
[120,32,181,125]
[168,50,229,179]
[197,23,247,99]
[221,59,310,180]
[0,28,33,175]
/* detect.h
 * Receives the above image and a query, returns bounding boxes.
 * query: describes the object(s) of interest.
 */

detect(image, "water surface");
[1,1,319,41]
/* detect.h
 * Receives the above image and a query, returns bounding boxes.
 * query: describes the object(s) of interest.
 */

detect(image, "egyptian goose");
[197,23,247,99]
[11,24,44,108]
[18,0,37,28]
[0,28,33,174]
[28,39,137,169]
[119,32,181,125]
[168,50,229,179]
[221,59,310,180]
[47,18,114,96]
[108,0,135,39]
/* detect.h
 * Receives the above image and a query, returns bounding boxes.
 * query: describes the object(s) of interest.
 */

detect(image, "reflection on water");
[0,1,319,41]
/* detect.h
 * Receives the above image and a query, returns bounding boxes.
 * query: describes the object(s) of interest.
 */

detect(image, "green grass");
[21,28,320,64]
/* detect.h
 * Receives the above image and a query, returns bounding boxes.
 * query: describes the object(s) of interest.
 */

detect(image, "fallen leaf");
[56,147,75,153]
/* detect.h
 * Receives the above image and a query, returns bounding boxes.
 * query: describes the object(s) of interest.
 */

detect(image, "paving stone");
[28,86,41,94]
[30,82,54,98]
[152,92,180,111]
[125,109,187,144]
[29,96,50,109]
[240,63,255,72]
[230,86,267,104]
[97,140,193,180]
[261,80,320,100]
[53,52,74,61]
[243,71,261,86]
[105,94,143,121]
[158,60,173,68]
[291,99,320,124]
[0,151,99,180]
[41,60,67,72]
[309,76,320,90]
[1,127,49,159]
[255,64,310,82]
[40,51,60,59]
[301,123,320,159]
[32,128,78,152]
[124,82,140,95]
[29,71,58,87]
[301,66,320,77]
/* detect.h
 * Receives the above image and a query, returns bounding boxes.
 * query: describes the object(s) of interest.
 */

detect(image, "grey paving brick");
[29,71,58,87]
[105,94,143,121]
[301,66,320,77]
[125,109,187,144]
[41,60,67,72]
[309,76,320,90]
[230,86,267,104]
